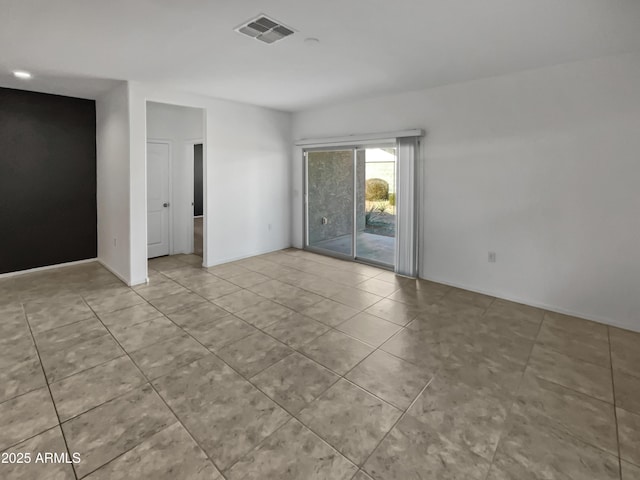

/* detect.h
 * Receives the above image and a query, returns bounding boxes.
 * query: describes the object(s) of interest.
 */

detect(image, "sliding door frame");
[303,146,357,263]
[302,143,397,270]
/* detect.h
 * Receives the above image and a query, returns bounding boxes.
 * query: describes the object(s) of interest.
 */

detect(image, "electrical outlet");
[488,251,496,263]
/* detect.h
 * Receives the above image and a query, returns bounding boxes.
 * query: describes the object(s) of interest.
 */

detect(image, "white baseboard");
[96,259,132,286]
[0,258,98,279]
[420,274,640,334]
[128,276,148,287]
[205,244,292,268]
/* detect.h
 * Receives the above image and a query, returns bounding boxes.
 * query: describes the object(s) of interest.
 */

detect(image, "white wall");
[146,102,203,255]
[128,82,292,284]
[292,53,640,332]
[96,82,131,283]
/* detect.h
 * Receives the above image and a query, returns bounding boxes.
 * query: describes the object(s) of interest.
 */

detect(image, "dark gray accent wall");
[0,87,97,274]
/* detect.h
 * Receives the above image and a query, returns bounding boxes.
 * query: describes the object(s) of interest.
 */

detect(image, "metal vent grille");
[235,14,295,44]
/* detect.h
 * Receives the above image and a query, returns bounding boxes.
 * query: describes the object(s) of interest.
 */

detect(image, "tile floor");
[194,217,203,257]
[0,248,639,479]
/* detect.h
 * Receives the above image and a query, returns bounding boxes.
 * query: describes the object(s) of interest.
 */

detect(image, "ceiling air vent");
[235,15,295,44]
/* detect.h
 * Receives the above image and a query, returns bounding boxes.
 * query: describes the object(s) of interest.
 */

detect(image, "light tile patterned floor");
[1,248,639,479]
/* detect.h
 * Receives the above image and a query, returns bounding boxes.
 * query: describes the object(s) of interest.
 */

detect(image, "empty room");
[1,1,639,479]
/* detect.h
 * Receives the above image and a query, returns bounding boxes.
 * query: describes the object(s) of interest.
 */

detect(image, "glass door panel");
[306,150,354,257]
[355,147,397,267]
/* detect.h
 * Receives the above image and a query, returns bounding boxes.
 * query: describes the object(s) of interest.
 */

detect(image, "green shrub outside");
[366,178,389,201]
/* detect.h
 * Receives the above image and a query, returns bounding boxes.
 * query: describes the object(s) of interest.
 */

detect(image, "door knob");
[163,202,170,207]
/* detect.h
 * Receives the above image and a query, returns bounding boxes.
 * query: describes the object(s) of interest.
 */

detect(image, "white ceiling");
[0,70,121,100]
[1,0,640,110]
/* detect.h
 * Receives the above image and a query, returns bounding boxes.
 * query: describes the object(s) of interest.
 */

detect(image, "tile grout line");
[145,259,437,473]
[174,253,382,296]
[10,250,625,479]
[525,318,620,409]
[142,259,378,459]
[531,343,614,370]
[154,271,404,413]
[12,260,513,405]
[0,257,582,478]
[357,376,436,474]
[0,372,63,408]
[206,270,443,471]
[608,327,624,480]
[159,260,411,371]
[518,373,615,407]
[478,312,620,409]
[36,339,129,386]
[25,312,97,339]
[481,314,545,480]
[236,254,391,295]
[80,277,232,479]
[221,417,312,476]
[164,267,422,408]
[146,255,531,463]
[516,323,618,408]
[495,375,624,462]
[480,315,622,477]
[139,284,372,477]
[71,422,180,479]
[0,424,64,456]
[18,302,80,480]
[48,377,145,427]
[534,315,615,370]
[20,289,159,393]
[225,352,417,477]
[22,262,384,398]
[348,294,513,476]
[253,251,385,281]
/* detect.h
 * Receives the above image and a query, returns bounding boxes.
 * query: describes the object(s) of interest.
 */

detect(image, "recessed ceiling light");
[13,71,32,79]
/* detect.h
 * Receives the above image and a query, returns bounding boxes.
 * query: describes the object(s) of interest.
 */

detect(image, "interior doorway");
[193,143,204,257]
[304,145,397,268]
[146,141,171,258]
[146,101,205,261]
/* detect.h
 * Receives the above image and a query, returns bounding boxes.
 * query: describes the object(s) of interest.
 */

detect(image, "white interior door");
[147,142,170,258]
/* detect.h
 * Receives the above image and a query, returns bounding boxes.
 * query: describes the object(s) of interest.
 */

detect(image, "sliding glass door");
[306,150,354,257]
[305,146,397,268]
[355,147,397,266]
